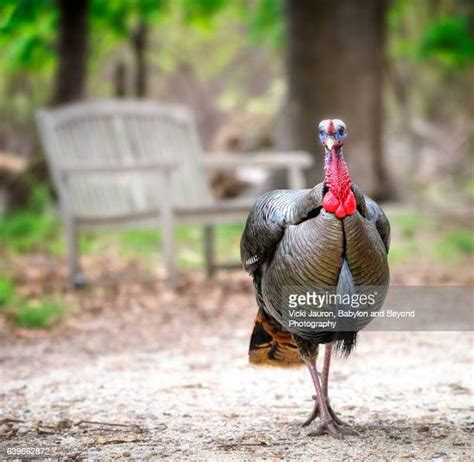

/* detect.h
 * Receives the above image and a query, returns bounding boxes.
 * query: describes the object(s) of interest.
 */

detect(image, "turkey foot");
[302,395,344,427]
[308,419,343,438]
[308,419,356,437]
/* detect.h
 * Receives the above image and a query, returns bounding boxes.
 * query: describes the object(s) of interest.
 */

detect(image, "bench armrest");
[201,151,312,189]
[61,160,178,178]
[201,151,312,169]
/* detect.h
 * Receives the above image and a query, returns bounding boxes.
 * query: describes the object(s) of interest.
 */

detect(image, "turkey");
[240,119,390,437]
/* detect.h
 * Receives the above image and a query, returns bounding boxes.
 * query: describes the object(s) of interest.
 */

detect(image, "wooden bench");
[36,100,313,287]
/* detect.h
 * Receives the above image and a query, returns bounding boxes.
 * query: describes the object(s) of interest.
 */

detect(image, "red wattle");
[322,191,339,213]
[344,191,356,215]
[335,203,346,218]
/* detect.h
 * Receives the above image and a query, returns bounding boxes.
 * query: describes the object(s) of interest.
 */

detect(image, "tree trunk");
[131,21,148,98]
[51,0,89,105]
[114,61,128,98]
[277,0,396,200]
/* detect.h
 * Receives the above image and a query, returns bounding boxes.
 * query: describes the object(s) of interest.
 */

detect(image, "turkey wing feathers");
[363,195,391,253]
[240,184,324,274]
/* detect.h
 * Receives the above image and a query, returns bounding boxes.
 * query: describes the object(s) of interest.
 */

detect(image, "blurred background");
[0,0,472,327]
[0,1,473,458]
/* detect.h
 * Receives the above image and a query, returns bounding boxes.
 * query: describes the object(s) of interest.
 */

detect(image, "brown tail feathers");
[248,310,303,367]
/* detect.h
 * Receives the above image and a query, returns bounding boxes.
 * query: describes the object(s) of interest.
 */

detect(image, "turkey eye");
[319,130,324,136]
[338,127,345,134]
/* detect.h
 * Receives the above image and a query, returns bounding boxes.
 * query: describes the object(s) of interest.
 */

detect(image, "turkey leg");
[303,344,344,429]
[303,355,342,437]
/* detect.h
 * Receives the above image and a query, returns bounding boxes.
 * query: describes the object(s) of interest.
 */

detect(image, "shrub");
[12,299,66,329]
[0,277,16,307]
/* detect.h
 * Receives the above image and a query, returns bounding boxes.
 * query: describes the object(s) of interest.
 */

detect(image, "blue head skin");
[318,119,347,152]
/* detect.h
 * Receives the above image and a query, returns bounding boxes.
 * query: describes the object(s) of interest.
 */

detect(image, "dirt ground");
[0,258,473,461]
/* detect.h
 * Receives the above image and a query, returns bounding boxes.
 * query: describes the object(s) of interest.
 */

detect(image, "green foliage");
[388,210,425,239]
[387,210,473,265]
[245,0,283,48]
[180,0,228,28]
[174,224,241,268]
[0,184,59,253]
[0,0,167,72]
[434,229,474,261]
[0,212,57,252]
[42,220,243,269]
[13,299,66,329]
[119,229,162,256]
[91,0,166,38]
[389,1,473,65]
[214,223,243,262]
[0,0,57,73]
[118,224,243,268]
[0,277,16,308]
[0,0,284,130]
[27,182,52,212]
[418,15,474,69]
[463,177,474,197]
[388,241,419,265]
[0,274,65,329]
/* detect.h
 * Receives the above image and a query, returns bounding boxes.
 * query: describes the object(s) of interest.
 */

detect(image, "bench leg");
[288,166,306,189]
[204,225,216,278]
[65,216,86,289]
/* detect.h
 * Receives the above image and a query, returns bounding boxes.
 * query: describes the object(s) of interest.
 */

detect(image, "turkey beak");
[325,137,336,150]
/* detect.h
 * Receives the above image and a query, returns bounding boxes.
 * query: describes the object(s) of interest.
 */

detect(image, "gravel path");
[0,272,473,461]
